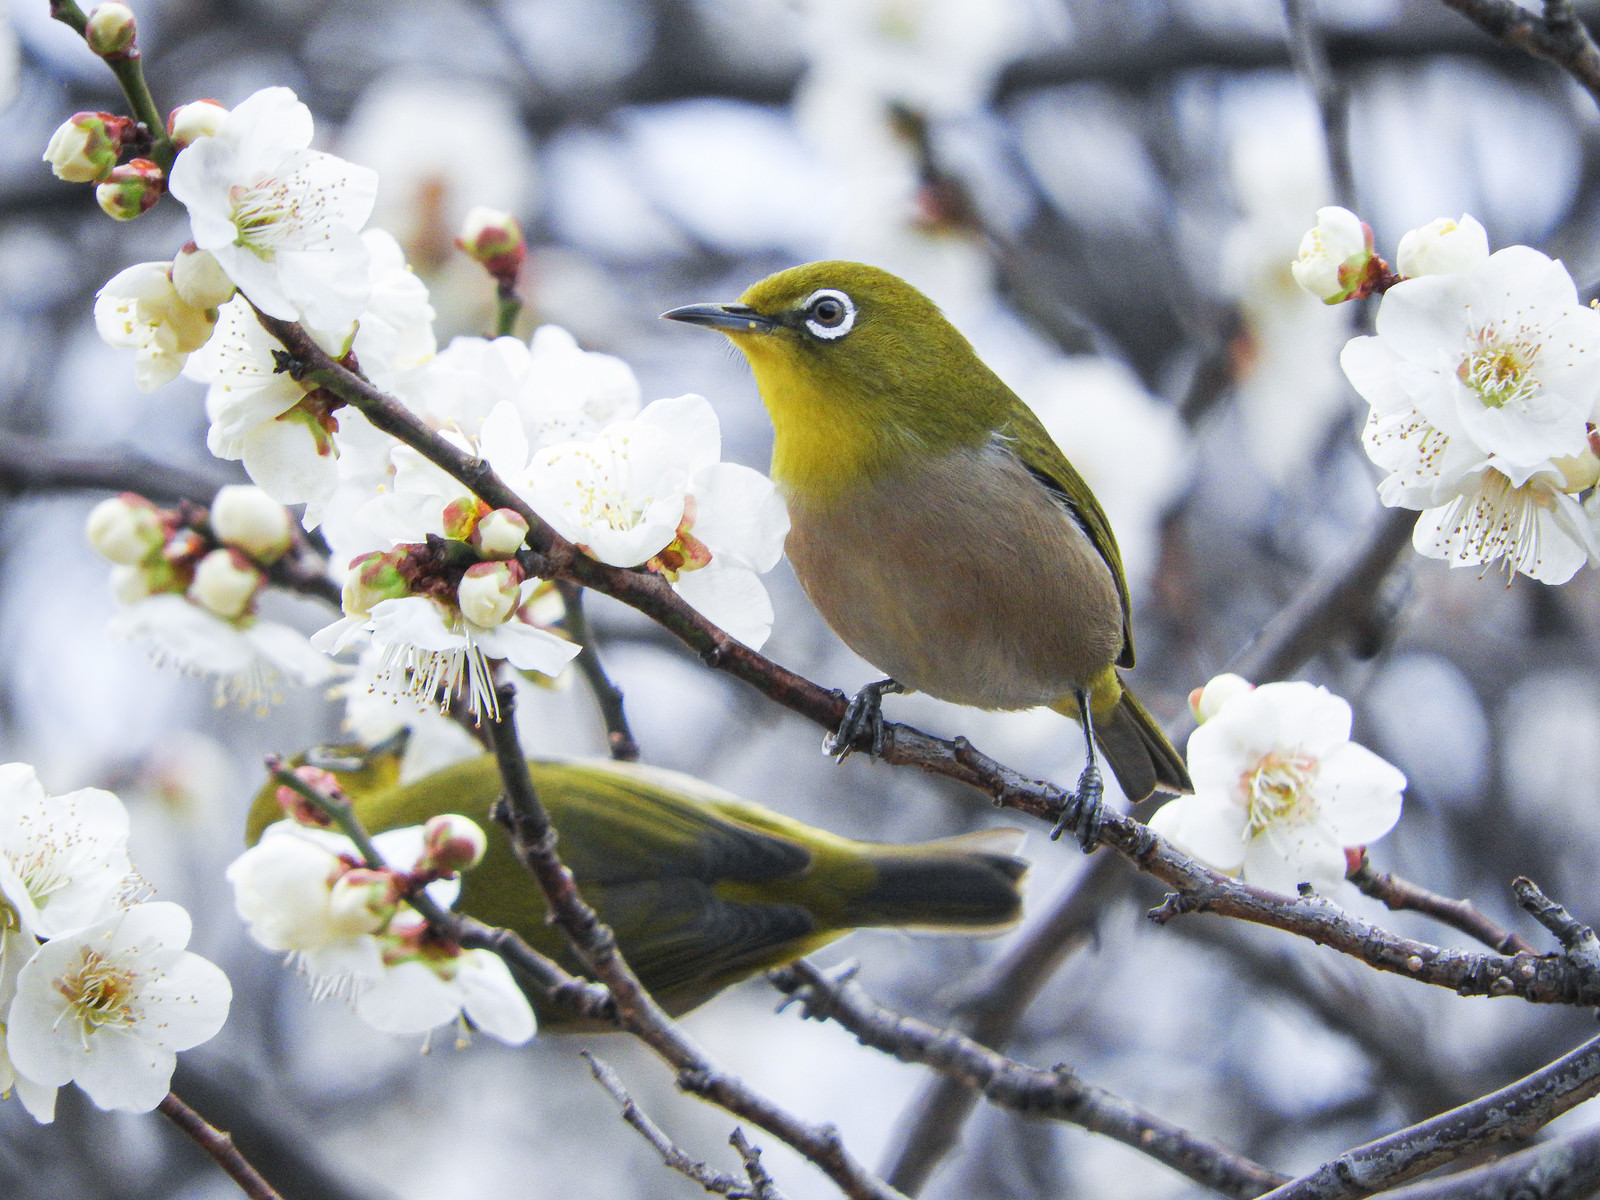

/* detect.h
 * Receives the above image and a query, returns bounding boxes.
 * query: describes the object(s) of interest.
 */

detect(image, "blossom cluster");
[58,85,789,724]
[226,781,534,1044]
[1150,674,1406,894]
[1295,208,1600,583]
[85,485,334,709]
[0,763,230,1123]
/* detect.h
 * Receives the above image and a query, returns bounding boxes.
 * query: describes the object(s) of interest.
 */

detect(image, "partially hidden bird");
[662,262,1192,845]
[247,751,1028,1024]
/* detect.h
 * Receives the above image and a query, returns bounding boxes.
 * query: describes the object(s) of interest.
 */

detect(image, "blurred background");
[5,0,1600,1196]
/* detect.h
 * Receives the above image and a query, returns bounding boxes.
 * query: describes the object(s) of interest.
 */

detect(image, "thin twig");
[158,1092,283,1200]
[1258,1033,1600,1199]
[558,581,640,761]
[1352,858,1538,956]
[772,960,1286,1200]
[584,1052,789,1199]
[1282,0,1356,207]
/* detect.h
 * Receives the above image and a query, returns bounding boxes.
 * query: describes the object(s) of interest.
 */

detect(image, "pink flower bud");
[210,485,293,564]
[419,813,489,876]
[166,100,229,149]
[86,492,165,565]
[341,549,411,618]
[441,496,489,543]
[276,765,341,827]
[455,206,526,284]
[188,547,263,620]
[85,2,138,59]
[95,158,163,221]
[457,559,524,628]
[471,508,530,558]
[42,111,129,183]
[1189,673,1253,724]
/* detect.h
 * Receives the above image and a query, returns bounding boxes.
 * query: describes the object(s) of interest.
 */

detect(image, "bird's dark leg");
[825,678,905,759]
[1051,689,1104,851]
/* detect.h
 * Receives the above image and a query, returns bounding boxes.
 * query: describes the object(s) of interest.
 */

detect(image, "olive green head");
[663,261,1017,494]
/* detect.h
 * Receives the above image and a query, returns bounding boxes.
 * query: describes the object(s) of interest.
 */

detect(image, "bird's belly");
[782,450,1124,711]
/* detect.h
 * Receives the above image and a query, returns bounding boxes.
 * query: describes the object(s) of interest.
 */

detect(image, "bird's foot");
[824,679,904,760]
[1050,761,1104,852]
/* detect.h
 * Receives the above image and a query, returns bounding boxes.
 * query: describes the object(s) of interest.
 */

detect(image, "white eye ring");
[802,288,856,340]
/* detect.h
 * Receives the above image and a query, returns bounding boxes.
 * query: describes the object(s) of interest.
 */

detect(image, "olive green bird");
[662,262,1191,846]
[247,752,1027,1023]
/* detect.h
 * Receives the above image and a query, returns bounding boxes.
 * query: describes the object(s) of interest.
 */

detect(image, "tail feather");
[844,831,1027,932]
[1096,682,1191,802]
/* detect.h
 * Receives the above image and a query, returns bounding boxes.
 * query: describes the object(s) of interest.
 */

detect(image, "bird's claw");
[824,679,904,760]
[1050,761,1104,852]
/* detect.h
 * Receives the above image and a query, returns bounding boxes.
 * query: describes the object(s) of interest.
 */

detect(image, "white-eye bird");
[663,262,1191,845]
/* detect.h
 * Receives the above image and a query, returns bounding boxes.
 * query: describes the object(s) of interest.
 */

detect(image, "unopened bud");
[166,100,229,149]
[188,546,263,620]
[341,549,411,618]
[86,2,138,59]
[441,496,489,543]
[1189,673,1253,724]
[419,813,488,876]
[1290,206,1375,304]
[328,868,402,936]
[1396,214,1489,279]
[171,243,235,309]
[1555,448,1600,494]
[276,765,340,827]
[471,508,530,558]
[458,559,524,628]
[86,492,165,565]
[455,206,526,284]
[210,485,293,564]
[43,111,129,183]
[95,158,163,221]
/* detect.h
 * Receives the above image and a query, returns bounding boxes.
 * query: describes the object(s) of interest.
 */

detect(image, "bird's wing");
[997,405,1137,668]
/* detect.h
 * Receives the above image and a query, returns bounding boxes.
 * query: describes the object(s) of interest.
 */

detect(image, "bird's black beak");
[660,303,778,335]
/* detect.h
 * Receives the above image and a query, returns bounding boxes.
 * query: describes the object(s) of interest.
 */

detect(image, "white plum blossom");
[108,593,337,712]
[1290,205,1375,304]
[1340,243,1600,583]
[355,932,535,1045]
[315,588,579,723]
[0,928,58,1122]
[167,86,377,329]
[5,902,230,1119]
[0,763,131,942]
[488,393,789,648]
[93,261,218,390]
[228,820,533,1044]
[183,295,348,515]
[1150,679,1405,894]
[348,228,437,393]
[1396,214,1489,279]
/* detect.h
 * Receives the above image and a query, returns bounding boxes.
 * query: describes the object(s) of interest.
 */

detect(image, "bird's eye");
[802,289,856,340]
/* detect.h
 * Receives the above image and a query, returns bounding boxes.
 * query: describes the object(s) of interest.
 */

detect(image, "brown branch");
[880,852,1119,1193]
[1258,1033,1600,1199]
[158,1091,283,1200]
[480,683,905,1200]
[1346,1115,1600,1200]
[1351,858,1538,956]
[0,434,237,506]
[1440,0,1600,111]
[772,960,1287,1200]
